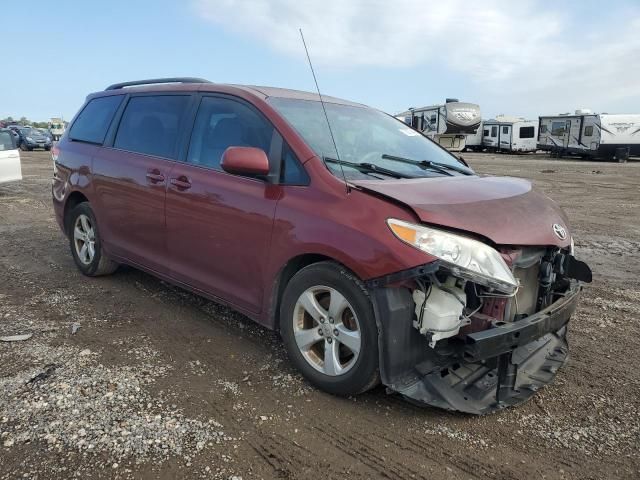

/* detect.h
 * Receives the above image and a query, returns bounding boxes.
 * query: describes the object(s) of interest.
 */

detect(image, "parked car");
[0,128,22,184]
[17,127,52,151]
[37,128,54,142]
[52,78,592,414]
[8,129,20,146]
[6,125,21,146]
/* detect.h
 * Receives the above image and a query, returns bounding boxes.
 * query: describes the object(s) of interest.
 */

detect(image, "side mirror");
[221,146,270,176]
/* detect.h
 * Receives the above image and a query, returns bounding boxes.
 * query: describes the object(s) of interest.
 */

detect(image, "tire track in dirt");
[577,238,640,256]
[245,431,364,480]
[312,423,431,480]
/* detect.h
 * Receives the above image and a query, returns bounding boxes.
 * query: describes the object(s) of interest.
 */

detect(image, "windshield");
[267,98,473,179]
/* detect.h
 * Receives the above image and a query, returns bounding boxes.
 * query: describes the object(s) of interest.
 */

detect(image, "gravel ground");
[0,150,639,479]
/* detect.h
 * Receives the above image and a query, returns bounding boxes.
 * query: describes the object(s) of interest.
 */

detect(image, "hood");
[352,175,571,247]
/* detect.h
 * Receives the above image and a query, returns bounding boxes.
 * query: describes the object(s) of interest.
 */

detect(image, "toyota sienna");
[52,78,592,414]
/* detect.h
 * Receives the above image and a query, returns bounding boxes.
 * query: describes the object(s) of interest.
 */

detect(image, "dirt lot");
[1,150,639,480]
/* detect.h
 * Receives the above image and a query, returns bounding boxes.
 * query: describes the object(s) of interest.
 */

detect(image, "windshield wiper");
[381,154,474,176]
[323,157,415,179]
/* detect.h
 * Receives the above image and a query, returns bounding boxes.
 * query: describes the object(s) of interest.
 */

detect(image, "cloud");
[194,0,560,71]
[194,0,640,115]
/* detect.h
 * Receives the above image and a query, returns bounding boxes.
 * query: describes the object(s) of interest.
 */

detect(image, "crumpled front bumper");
[369,278,580,415]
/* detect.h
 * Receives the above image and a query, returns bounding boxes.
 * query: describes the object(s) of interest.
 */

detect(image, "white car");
[0,129,22,184]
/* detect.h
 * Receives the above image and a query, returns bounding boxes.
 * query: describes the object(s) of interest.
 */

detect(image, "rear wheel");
[66,202,118,276]
[280,262,379,396]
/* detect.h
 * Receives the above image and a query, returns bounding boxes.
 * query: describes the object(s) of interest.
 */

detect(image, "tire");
[66,202,118,276]
[280,261,379,396]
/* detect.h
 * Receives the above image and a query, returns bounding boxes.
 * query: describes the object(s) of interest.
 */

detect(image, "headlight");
[387,218,518,294]
[26,136,34,142]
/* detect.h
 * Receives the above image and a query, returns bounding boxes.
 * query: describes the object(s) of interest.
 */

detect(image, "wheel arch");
[268,253,359,331]
[63,191,90,234]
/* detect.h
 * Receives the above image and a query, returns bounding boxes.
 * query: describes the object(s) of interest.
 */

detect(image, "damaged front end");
[367,241,592,415]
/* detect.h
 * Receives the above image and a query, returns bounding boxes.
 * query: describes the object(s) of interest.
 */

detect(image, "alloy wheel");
[292,286,361,376]
[73,214,96,265]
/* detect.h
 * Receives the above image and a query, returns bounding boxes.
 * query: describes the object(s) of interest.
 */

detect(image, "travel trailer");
[49,118,66,141]
[538,110,640,161]
[464,121,484,151]
[397,99,481,152]
[483,116,538,153]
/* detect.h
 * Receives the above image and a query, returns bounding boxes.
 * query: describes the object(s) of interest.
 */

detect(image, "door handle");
[170,176,192,190]
[146,171,165,183]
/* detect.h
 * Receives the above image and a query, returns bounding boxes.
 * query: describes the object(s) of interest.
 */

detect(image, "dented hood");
[352,175,571,247]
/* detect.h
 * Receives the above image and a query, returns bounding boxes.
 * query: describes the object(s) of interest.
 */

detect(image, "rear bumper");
[52,189,65,234]
[370,280,581,414]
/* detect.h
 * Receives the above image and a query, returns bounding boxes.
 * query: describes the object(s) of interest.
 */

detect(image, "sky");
[2,0,639,122]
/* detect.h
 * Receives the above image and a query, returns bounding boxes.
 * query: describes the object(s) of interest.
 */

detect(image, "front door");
[563,120,572,148]
[165,95,281,314]
[92,94,192,274]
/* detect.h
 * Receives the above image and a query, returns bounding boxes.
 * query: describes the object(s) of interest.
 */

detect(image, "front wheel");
[280,262,379,396]
[66,202,118,276]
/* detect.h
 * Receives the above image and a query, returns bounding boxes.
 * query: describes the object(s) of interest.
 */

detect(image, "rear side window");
[114,95,190,159]
[69,95,123,144]
[519,126,535,138]
[584,125,594,136]
[502,126,509,134]
[187,96,273,170]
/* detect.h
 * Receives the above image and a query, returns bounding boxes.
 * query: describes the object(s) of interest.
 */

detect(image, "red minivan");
[52,78,591,414]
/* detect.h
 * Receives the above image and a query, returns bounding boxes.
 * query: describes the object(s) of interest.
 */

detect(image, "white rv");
[538,110,640,161]
[396,99,481,152]
[482,117,538,153]
[464,121,484,151]
[49,118,66,141]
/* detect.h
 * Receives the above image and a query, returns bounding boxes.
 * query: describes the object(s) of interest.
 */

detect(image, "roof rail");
[105,77,211,91]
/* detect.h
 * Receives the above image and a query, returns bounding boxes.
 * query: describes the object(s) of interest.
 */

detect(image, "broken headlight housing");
[387,219,518,294]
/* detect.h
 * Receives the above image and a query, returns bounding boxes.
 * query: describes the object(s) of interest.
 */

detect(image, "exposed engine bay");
[368,245,592,414]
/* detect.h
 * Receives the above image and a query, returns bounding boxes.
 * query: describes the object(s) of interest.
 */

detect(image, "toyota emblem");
[553,223,567,240]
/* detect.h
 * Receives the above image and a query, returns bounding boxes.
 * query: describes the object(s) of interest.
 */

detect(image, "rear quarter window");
[69,95,123,144]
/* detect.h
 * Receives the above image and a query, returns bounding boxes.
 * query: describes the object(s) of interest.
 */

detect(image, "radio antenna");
[299,28,349,194]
